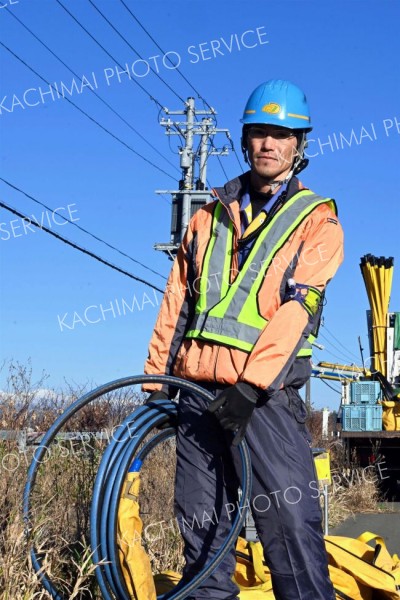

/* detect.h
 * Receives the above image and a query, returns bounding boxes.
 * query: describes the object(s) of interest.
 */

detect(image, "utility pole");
[305,379,312,416]
[154,97,230,258]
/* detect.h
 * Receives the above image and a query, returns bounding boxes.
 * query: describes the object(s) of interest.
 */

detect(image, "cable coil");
[23,375,252,599]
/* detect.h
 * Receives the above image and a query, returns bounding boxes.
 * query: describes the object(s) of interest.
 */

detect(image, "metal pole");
[180,98,195,241]
[155,100,228,256]
[199,118,210,189]
[323,484,329,535]
[305,378,311,415]
[322,407,329,440]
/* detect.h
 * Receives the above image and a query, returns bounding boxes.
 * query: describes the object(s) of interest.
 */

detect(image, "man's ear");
[241,129,249,164]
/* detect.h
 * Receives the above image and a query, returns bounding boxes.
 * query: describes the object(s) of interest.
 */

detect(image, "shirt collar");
[240,183,288,230]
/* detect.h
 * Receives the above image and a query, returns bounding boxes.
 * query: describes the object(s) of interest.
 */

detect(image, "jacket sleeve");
[239,203,344,393]
[142,219,196,394]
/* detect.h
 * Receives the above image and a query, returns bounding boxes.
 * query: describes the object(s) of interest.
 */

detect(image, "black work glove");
[145,391,177,429]
[207,382,260,446]
[146,391,168,403]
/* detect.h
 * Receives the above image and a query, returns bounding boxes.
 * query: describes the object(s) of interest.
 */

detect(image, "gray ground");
[329,503,400,555]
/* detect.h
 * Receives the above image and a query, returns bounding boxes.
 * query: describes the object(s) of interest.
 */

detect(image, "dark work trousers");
[174,385,335,600]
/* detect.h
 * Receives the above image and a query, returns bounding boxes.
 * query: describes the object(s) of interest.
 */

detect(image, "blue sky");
[1,0,399,410]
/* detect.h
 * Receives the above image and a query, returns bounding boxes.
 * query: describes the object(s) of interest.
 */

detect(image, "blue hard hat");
[241,79,312,131]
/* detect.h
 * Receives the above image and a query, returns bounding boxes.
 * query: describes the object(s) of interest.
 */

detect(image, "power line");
[96,1,239,187]
[321,323,361,363]
[313,345,346,365]
[215,155,229,181]
[319,378,342,395]
[0,177,167,281]
[57,0,240,191]
[209,136,230,181]
[119,0,216,116]
[226,133,245,174]
[55,0,164,111]
[0,200,164,294]
[4,7,179,175]
[318,330,360,365]
[87,0,186,105]
[313,344,358,368]
[0,40,176,182]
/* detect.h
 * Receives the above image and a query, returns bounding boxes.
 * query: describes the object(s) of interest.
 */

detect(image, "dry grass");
[140,440,184,574]
[328,473,383,529]
[0,361,144,599]
[0,439,104,598]
[0,437,181,598]
[307,411,389,529]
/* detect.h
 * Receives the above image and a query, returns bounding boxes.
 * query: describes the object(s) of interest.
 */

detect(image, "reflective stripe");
[297,334,316,357]
[196,202,233,313]
[186,190,336,352]
[189,314,265,351]
[287,112,310,122]
[232,192,328,333]
[297,349,313,357]
[220,216,234,298]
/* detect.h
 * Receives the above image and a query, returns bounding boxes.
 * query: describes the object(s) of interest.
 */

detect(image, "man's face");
[246,125,299,181]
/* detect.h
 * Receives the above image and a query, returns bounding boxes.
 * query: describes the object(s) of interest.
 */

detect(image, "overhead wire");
[119,0,242,188]
[319,378,342,395]
[215,155,230,182]
[168,132,181,155]
[209,136,230,181]
[313,345,346,366]
[118,0,216,119]
[0,201,165,294]
[313,344,358,368]
[119,2,247,178]
[0,177,167,281]
[3,7,179,175]
[87,0,186,104]
[110,2,240,186]
[320,323,361,363]
[0,41,176,182]
[318,330,360,365]
[54,0,165,112]
[226,132,245,173]
[171,122,187,140]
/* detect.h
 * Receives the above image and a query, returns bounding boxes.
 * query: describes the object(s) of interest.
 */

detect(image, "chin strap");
[268,159,309,191]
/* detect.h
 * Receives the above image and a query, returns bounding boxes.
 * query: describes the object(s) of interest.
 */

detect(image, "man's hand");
[207,382,260,446]
[145,391,168,403]
[145,391,176,429]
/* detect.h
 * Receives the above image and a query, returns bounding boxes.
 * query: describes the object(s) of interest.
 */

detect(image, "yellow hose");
[360,255,394,376]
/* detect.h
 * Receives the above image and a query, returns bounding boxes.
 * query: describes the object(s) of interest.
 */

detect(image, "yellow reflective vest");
[186,190,336,356]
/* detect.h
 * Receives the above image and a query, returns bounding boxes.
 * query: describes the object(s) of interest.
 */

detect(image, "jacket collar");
[213,171,305,207]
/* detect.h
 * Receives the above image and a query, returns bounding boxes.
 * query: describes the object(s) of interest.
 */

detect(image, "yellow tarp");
[382,399,400,431]
[118,470,400,600]
[118,471,156,600]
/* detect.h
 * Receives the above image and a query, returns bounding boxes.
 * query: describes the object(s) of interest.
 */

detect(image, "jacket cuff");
[235,381,261,403]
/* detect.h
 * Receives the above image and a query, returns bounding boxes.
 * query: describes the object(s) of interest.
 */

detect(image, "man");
[143,80,343,600]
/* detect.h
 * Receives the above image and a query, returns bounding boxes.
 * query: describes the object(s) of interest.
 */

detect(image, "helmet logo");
[261,102,281,114]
